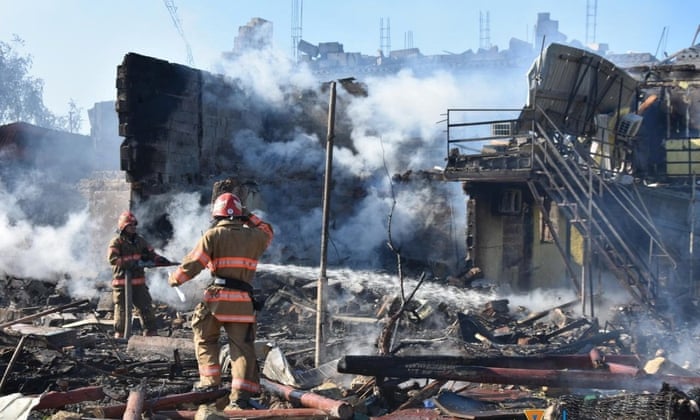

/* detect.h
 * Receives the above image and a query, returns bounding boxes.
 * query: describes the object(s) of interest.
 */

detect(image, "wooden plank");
[6,324,77,348]
[63,315,113,328]
[126,335,195,359]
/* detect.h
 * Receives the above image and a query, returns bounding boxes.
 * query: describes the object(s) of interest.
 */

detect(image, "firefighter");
[168,192,273,410]
[107,210,171,338]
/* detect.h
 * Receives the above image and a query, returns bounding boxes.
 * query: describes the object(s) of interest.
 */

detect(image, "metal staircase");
[527,110,677,307]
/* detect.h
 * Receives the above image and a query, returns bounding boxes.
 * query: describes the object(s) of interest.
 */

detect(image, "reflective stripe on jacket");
[171,218,273,286]
[107,233,157,287]
[169,218,273,323]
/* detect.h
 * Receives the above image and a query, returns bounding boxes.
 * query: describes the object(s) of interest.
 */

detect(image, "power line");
[163,0,195,66]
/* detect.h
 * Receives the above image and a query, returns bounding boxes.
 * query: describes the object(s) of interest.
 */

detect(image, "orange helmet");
[118,211,138,231]
[212,193,243,218]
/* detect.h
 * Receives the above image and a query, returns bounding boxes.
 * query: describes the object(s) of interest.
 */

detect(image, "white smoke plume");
[0,39,528,309]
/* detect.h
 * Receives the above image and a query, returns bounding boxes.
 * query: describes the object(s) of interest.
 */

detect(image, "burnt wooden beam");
[542,317,589,340]
[0,299,90,330]
[0,335,27,393]
[396,379,446,410]
[339,355,700,392]
[338,353,641,375]
[515,298,578,327]
[126,335,195,359]
[4,324,78,348]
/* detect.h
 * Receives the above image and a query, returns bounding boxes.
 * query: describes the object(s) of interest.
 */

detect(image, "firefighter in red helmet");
[168,193,273,410]
[108,210,170,338]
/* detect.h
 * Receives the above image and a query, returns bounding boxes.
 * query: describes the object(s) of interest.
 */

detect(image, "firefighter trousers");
[112,284,157,335]
[191,302,260,402]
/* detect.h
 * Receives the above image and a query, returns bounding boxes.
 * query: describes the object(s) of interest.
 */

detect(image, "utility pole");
[315,82,336,367]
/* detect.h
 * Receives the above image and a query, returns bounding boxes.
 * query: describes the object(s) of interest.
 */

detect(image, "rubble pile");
[1,271,700,419]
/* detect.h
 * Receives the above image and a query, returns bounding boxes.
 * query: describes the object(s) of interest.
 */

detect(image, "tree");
[0,36,64,129]
[54,99,83,133]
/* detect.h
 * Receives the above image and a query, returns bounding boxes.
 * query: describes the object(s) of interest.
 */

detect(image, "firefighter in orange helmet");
[168,193,273,410]
[108,210,170,338]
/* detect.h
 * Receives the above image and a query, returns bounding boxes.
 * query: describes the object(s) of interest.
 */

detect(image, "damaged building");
[444,41,700,321]
[114,50,459,272]
[4,9,700,420]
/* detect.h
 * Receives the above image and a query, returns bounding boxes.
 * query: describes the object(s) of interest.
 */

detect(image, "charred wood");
[0,299,90,330]
[515,298,578,327]
[338,354,642,375]
[377,273,426,355]
[0,334,26,393]
[396,379,446,410]
[340,355,700,391]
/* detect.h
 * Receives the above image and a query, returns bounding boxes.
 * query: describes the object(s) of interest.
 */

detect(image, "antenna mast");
[479,11,491,49]
[291,0,303,62]
[380,17,391,56]
[585,0,598,45]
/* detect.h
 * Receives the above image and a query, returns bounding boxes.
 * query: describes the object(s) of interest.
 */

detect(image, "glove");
[246,213,262,227]
[168,274,180,287]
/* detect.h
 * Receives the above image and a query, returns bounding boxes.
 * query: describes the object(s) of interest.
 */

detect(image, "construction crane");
[163,0,195,66]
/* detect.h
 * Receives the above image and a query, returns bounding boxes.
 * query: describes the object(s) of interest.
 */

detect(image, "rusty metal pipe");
[123,381,146,420]
[154,408,333,419]
[261,378,353,419]
[33,386,106,410]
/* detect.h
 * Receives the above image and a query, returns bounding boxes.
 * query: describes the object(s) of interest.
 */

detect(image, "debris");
[261,377,353,419]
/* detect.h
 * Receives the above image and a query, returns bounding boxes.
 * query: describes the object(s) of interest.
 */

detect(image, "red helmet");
[118,211,138,231]
[212,193,243,218]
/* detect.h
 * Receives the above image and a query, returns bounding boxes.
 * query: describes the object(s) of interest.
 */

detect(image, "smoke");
[206,46,531,274]
[212,47,317,106]
[0,37,530,309]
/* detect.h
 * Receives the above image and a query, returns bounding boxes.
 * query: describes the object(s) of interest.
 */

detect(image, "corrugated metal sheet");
[526,43,638,137]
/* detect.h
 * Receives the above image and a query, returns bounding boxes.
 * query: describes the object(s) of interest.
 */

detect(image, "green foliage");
[0,36,81,132]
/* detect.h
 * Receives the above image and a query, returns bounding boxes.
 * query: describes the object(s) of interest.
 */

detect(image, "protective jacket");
[107,233,158,286]
[169,215,273,401]
[170,217,273,323]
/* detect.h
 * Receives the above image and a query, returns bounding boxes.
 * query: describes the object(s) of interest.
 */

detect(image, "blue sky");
[0,0,697,127]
